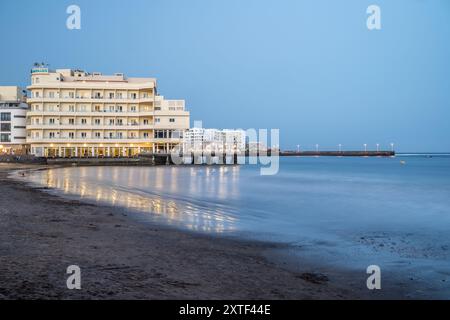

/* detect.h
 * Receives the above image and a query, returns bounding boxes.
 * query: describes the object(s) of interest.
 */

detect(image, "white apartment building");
[0,86,28,154]
[183,128,246,153]
[26,67,190,157]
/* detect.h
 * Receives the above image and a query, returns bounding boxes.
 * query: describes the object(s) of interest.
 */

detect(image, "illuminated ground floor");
[0,144,28,155]
[30,142,180,158]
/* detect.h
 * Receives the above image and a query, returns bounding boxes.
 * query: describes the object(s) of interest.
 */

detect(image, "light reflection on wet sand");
[26,166,241,233]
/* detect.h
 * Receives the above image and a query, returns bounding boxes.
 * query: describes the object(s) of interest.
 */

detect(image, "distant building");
[0,86,28,154]
[26,66,190,157]
[183,128,246,153]
[247,142,268,154]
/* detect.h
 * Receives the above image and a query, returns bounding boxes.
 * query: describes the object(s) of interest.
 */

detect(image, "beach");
[0,163,429,299]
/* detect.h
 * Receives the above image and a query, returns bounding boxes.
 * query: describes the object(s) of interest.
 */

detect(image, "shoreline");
[0,163,420,299]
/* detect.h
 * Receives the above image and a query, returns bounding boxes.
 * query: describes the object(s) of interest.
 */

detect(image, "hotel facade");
[0,86,28,154]
[26,67,190,157]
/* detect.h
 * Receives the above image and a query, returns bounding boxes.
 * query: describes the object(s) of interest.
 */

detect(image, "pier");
[2,150,396,166]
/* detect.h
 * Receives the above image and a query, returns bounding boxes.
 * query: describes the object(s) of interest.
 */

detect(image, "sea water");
[18,156,450,297]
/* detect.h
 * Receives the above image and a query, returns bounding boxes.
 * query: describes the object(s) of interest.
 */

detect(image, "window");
[154,130,167,139]
[143,119,149,125]
[14,115,26,119]
[130,93,137,99]
[95,132,101,138]
[49,132,55,138]
[117,132,123,138]
[94,105,101,112]
[116,119,123,125]
[109,92,114,99]
[109,105,114,112]
[169,118,175,123]
[1,113,11,121]
[69,118,75,125]
[80,105,86,112]
[1,123,11,132]
[49,92,55,98]
[143,132,149,138]
[81,132,87,138]
[155,118,160,123]
[35,91,40,98]
[116,105,123,112]
[81,119,87,125]
[49,118,55,124]
[117,93,123,99]
[35,118,40,125]
[69,92,75,98]
[130,105,136,112]
[109,119,114,125]
[69,132,75,139]
[69,105,75,112]
[1,133,10,142]
[172,130,183,139]
[94,119,101,125]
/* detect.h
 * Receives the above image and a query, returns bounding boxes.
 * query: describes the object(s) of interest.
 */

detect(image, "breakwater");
[281,151,395,157]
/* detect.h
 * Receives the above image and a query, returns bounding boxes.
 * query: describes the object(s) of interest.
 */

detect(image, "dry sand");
[0,163,409,299]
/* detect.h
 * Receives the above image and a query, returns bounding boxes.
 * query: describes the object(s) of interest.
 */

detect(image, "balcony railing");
[29,96,154,101]
[27,109,153,114]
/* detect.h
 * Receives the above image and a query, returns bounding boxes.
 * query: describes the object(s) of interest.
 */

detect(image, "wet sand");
[0,163,413,299]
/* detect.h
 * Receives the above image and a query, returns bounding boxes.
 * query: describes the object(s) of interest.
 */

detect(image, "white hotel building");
[26,67,190,157]
[0,86,28,154]
[183,128,246,153]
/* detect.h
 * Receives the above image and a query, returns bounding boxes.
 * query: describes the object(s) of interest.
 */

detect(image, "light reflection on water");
[31,165,242,233]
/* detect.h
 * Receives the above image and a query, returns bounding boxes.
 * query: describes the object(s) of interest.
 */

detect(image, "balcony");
[26,123,154,130]
[27,96,154,104]
[27,137,153,144]
[26,110,155,117]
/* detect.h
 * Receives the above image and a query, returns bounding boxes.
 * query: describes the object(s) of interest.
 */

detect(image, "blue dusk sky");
[0,0,449,152]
